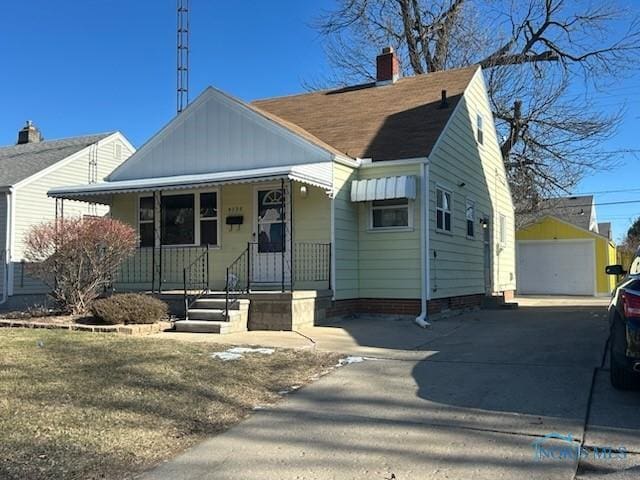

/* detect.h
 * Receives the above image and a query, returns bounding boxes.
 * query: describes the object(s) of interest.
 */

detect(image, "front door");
[252,185,291,286]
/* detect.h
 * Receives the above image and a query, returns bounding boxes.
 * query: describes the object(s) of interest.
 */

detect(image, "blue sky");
[1,0,638,241]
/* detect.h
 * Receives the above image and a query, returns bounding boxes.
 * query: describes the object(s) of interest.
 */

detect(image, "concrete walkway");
[140,297,640,480]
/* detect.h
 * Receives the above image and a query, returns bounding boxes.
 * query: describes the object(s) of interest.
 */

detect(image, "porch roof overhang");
[350,175,417,202]
[47,163,333,205]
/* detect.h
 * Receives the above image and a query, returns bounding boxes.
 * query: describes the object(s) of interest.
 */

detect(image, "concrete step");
[175,320,229,334]
[187,308,226,321]
[192,298,240,310]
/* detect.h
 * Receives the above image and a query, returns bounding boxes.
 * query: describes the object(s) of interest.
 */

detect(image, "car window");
[630,256,640,275]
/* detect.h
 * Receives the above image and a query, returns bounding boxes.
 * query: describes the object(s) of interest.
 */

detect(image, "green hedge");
[91,294,169,325]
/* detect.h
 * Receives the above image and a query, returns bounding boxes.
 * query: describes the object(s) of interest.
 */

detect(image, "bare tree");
[313,0,640,214]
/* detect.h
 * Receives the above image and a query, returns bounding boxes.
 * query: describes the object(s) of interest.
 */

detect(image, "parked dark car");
[606,249,640,390]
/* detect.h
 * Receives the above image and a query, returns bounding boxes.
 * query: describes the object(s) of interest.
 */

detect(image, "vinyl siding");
[428,69,516,299]
[356,164,422,299]
[516,216,616,295]
[12,136,132,295]
[108,89,333,182]
[332,162,359,299]
[110,182,331,292]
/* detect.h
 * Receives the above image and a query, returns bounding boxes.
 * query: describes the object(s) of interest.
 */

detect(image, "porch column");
[154,191,162,293]
[280,178,285,293]
[289,179,294,291]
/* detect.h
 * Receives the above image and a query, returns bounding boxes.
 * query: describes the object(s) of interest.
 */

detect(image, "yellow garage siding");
[516,216,616,295]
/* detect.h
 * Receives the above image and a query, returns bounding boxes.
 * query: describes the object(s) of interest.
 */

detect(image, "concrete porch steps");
[175,296,249,334]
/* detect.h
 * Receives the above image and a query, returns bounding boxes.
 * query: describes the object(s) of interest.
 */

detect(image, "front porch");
[50,172,334,333]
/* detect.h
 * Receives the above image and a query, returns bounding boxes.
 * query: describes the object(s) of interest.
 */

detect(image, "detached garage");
[516,215,616,296]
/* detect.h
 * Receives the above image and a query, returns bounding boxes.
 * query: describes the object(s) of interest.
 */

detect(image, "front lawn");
[0,329,339,480]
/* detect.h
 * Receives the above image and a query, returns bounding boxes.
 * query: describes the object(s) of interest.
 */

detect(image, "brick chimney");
[376,47,400,85]
[17,120,42,145]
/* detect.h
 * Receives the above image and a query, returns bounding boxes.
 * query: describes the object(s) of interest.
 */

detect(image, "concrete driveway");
[141,297,640,480]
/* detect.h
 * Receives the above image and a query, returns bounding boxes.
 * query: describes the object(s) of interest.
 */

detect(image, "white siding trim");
[359,157,429,168]
[330,163,336,300]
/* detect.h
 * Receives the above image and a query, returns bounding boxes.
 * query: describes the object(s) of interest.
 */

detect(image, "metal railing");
[293,242,331,285]
[225,245,250,320]
[114,246,209,294]
[183,245,210,319]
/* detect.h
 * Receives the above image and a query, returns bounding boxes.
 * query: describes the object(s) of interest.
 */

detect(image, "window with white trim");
[199,192,218,246]
[436,188,452,233]
[161,194,195,245]
[499,213,507,245]
[476,114,484,145]
[138,196,154,247]
[370,198,410,229]
[139,191,219,247]
[466,199,475,238]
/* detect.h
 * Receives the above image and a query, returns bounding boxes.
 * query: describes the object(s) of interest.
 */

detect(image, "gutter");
[415,162,430,328]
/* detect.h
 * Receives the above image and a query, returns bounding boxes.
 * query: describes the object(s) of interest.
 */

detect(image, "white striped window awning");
[350,175,417,202]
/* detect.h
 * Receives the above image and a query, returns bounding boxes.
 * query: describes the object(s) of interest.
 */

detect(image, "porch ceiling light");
[300,185,308,198]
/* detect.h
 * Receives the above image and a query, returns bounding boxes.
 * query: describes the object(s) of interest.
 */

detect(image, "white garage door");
[517,240,595,295]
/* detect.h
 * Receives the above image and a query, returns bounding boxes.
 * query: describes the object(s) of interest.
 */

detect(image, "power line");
[535,199,640,211]
[573,187,640,195]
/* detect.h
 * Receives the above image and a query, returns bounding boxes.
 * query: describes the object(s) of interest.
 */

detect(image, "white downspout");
[1,189,13,304]
[415,162,430,328]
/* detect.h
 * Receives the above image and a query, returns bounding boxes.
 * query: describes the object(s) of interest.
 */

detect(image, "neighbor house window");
[199,192,218,246]
[138,196,154,247]
[476,114,484,145]
[370,198,410,229]
[161,194,195,245]
[436,188,452,233]
[499,213,507,245]
[466,199,475,238]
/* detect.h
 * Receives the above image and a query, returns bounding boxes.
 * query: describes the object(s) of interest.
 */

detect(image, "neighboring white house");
[49,47,516,329]
[0,122,134,305]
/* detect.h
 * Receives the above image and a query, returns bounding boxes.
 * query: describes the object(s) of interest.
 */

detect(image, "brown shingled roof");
[253,65,479,161]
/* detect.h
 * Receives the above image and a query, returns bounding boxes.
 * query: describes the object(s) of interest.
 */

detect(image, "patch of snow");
[336,356,365,366]
[227,347,275,355]
[277,390,289,395]
[211,346,276,361]
[211,351,243,361]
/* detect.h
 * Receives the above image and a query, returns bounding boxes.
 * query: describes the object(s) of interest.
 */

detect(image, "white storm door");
[252,185,291,285]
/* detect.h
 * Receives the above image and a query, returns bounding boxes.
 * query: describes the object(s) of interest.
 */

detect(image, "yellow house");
[516,196,616,296]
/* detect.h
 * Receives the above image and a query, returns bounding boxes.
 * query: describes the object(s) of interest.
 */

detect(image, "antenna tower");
[177,0,190,113]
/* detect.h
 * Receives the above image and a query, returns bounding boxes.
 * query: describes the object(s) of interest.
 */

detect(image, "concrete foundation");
[247,290,331,331]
